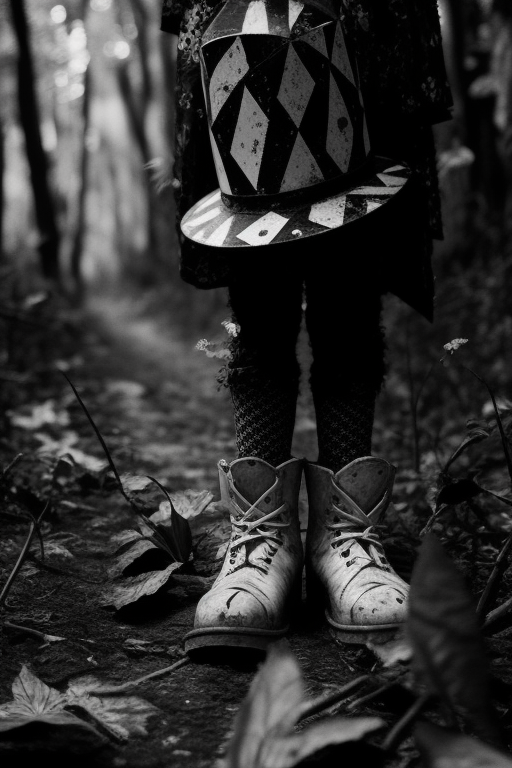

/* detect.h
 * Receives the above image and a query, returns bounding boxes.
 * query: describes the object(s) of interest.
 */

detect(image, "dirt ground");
[1,290,511,768]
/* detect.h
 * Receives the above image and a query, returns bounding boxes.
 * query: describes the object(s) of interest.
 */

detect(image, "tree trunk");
[0,119,4,261]
[69,0,92,297]
[8,0,60,282]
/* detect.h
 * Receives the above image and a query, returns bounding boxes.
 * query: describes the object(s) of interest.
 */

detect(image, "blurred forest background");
[1,0,512,468]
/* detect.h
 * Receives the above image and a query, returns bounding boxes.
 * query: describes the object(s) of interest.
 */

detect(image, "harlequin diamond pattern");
[209,37,249,123]
[204,18,368,196]
[277,44,315,128]
[230,86,269,190]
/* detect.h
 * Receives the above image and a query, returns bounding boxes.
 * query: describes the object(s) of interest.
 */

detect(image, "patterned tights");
[226,247,386,472]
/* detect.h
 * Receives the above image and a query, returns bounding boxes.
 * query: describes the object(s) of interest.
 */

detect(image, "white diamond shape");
[331,22,356,87]
[230,87,269,190]
[281,133,323,192]
[242,0,269,34]
[288,0,304,29]
[277,44,315,128]
[326,74,353,173]
[209,37,249,123]
[309,195,346,228]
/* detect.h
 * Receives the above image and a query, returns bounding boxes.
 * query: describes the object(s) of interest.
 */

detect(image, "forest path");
[0,289,404,768]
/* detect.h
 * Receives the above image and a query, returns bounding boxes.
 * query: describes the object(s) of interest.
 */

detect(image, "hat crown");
[201,0,371,203]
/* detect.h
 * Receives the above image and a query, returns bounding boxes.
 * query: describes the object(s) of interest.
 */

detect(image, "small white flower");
[443,338,468,354]
[221,319,239,338]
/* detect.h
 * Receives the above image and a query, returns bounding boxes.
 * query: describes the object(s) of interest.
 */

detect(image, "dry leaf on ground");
[0,666,102,746]
[0,666,159,748]
[100,563,181,610]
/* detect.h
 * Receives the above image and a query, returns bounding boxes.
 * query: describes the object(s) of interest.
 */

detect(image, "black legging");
[225,235,386,469]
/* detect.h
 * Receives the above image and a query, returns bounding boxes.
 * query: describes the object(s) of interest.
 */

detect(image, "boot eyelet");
[264,496,271,504]
[341,549,350,557]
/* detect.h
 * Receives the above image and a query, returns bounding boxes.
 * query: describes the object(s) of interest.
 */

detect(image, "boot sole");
[326,613,403,645]
[184,625,288,653]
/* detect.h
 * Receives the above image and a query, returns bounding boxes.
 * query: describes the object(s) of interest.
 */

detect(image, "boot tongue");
[334,457,394,516]
[230,459,277,507]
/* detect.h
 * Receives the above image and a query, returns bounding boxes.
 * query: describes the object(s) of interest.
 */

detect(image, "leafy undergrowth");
[1,290,512,767]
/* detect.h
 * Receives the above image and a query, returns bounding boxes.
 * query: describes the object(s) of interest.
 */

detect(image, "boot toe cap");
[194,586,276,630]
[349,583,408,626]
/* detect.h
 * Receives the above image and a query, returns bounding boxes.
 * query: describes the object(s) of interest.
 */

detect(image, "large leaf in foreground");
[415,721,512,768]
[408,535,502,746]
[226,644,383,768]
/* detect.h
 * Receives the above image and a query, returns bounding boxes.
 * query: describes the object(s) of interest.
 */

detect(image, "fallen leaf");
[107,538,160,579]
[0,666,102,745]
[408,535,503,747]
[120,473,153,492]
[415,721,512,768]
[34,431,106,473]
[226,644,384,768]
[8,400,70,430]
[66,676,158,741]
[100,563,180,610]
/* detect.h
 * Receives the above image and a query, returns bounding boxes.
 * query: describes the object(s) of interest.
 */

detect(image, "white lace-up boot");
[184,457,303,652]
[305,457,408,644]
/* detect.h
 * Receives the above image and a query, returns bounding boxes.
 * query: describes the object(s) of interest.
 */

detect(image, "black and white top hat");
[181,0,410,249]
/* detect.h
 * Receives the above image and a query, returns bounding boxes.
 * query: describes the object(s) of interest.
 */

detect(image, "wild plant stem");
[381,693,430,752]
[296,675,370,722]
[63,373,134,509]
[1,453,23,480]
[346,679,398,711]
[84,658,190,695]
[405,324,420,474]
[3,621,65,642]
[0,502,49,608]
[464,367,512,488]
[477,532,512,618]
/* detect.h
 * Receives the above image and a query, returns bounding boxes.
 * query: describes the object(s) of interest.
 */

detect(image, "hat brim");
[181,157,411,248]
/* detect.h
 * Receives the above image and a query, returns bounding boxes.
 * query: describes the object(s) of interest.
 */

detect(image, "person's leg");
[227,256,304,466]
[305,260,385,471]
[184,255,305,653]
[303,240,408,644]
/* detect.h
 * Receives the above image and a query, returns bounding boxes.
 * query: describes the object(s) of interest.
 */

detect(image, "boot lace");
[327,479,392,567]
[227,477,289,574]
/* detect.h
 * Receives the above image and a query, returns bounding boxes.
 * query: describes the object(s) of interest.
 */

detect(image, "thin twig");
[3,621,65,643]
[1,453,23,480]
[477,532,512,618]
[297,675,370,723]
[346,679,398,711]
[381,693,430,752]
[484,593,512,629]
[83,657,190,695]
[0,502,49,608]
